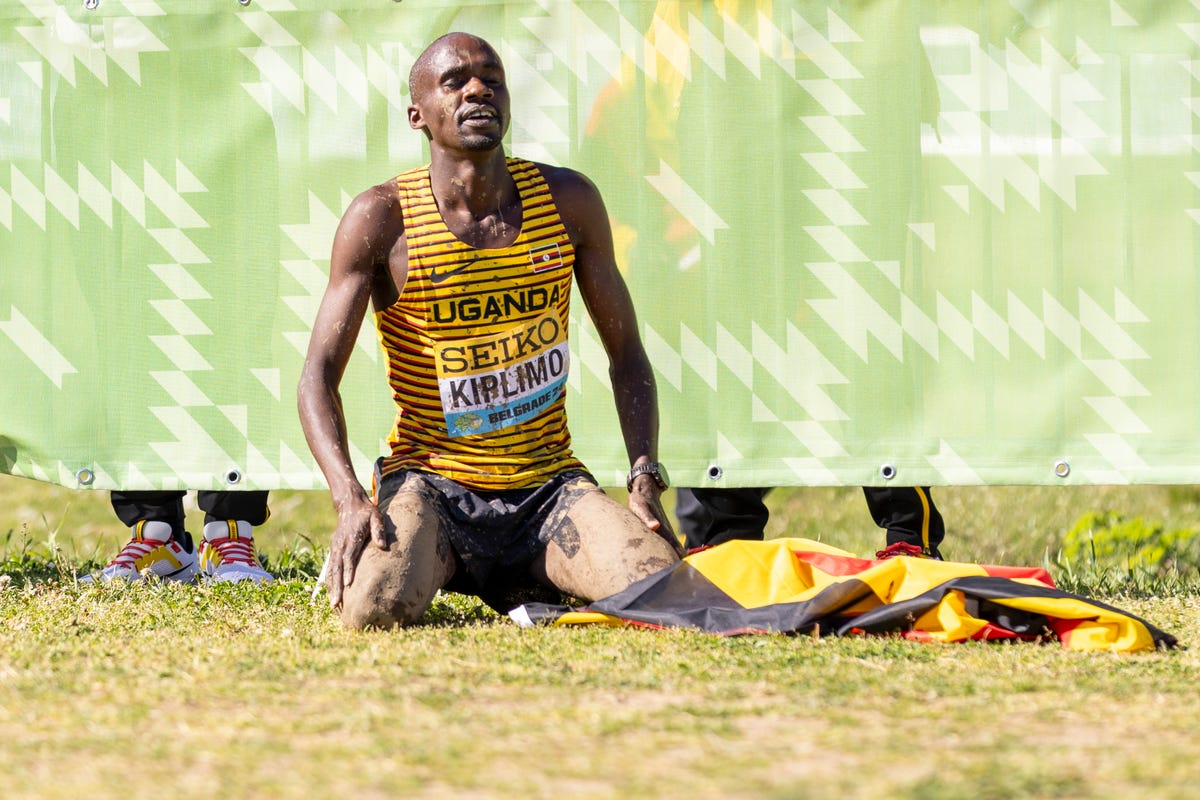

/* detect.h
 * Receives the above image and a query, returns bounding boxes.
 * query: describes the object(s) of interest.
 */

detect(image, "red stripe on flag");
[791,550,878,576]
[980,564,1056,587]
[1048,617,1086,645]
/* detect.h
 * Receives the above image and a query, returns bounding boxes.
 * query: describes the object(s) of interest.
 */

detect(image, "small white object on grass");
[508,606,535,628]
[310,552,331,603]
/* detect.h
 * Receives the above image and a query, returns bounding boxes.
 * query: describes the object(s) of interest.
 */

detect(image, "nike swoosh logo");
[429,263,472,284]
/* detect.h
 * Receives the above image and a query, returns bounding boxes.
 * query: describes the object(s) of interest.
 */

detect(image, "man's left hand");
[628,480,685,557]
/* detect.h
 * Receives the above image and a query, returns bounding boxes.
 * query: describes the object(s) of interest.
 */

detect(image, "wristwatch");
[626,461,669,492]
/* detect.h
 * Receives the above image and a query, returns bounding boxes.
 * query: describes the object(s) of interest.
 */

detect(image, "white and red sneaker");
[80,520,198,584]
[199,520,273,583]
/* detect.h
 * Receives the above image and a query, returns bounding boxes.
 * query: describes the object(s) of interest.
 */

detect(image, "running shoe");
[80,520,198,583]
[199,520,274,583]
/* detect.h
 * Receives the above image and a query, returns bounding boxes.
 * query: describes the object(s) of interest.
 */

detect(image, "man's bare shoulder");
[331,177,407,273]
[346,178,403,219]
[533,162,605,225]
[337,178,407,247]
[534,162,598,196]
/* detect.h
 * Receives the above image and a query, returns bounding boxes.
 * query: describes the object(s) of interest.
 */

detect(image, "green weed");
[1052,510,1200,596]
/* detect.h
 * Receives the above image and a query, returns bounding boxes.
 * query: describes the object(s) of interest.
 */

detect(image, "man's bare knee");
[339,492,452,630]
[339,545,433,629]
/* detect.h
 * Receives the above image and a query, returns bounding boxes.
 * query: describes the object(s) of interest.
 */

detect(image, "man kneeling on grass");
[297,33,682,629]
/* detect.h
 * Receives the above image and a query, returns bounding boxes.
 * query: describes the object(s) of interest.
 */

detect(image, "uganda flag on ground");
[510,539,1177,653]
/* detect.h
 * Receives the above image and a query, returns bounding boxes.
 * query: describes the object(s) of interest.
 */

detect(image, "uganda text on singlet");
[375,158,586,491]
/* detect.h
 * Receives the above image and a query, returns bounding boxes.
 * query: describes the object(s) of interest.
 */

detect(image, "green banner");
[1,1,1198,491]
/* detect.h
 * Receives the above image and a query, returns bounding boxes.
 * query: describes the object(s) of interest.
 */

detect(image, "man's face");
[409,35,510,153]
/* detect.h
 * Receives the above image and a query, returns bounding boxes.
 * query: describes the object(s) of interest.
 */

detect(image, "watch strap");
[626,462,667,492]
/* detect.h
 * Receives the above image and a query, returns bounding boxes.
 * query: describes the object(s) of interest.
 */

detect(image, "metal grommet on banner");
[224,468,243,486]
[706,464,723,480]
[1054,460,1071,478]
[84,0,99,9]
[879,463,896,480]
[237,0,251,6]
[76,468,95,486]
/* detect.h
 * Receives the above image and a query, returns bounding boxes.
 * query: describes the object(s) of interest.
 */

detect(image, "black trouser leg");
[111,490,270,536]
[196,491,270,527]
[109,491,187,538]
[675,487,771,550]
[676,485,945,557]
[861,486,944,558]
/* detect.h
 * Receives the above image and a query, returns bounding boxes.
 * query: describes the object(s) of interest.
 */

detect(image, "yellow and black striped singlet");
[375,158,585,491]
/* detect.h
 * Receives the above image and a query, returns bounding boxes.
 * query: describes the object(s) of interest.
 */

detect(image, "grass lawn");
[3,474,1199,799]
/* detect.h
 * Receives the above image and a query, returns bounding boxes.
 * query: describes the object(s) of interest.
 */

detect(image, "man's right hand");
[326,495,388,609]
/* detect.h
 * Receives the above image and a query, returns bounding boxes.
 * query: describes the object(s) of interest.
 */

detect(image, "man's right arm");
[297,181,404,608]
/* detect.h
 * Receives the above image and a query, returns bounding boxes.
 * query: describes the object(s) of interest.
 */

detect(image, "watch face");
[653,462,669,489]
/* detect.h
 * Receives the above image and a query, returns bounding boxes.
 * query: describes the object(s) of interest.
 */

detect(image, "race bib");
[435,309,569,437]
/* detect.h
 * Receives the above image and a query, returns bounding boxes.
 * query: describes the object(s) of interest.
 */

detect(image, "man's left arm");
[551,167,682,554]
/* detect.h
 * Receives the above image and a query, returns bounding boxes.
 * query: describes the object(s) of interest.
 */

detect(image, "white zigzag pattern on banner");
[523,3,859,248]
[592,6,1155,485]
[0,154,286,488]
[1,160,207,236]
[16,0,168,86]
[800,11,1146,483]
[238,10,413,117]
[278,190,378,364]
[632,283,1153,485]
[924,27,1109,212]
[237,9,575,166]
[0,159,214,429]
[0,306,77,388]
